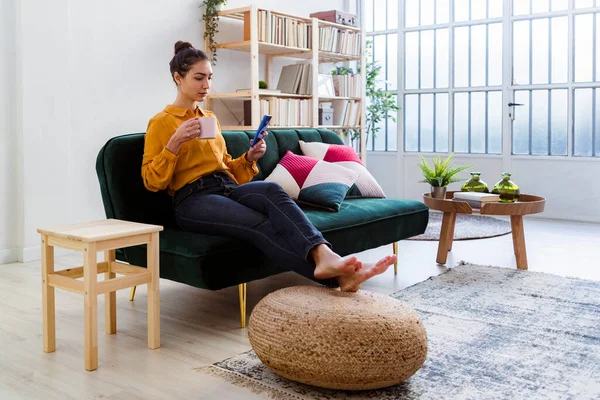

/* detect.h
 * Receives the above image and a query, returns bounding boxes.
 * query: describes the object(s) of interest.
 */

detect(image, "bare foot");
[337,255,397,292]
[312,244,361,280]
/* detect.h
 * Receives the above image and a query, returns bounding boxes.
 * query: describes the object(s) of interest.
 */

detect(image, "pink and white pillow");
[299,140,386,198]
[264,150,360,211]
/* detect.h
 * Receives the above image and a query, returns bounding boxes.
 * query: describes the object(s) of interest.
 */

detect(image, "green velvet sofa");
[96,128,428,325]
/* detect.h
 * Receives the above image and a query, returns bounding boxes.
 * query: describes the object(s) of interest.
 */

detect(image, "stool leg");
[41,235,56,353]
[392,242,399,275]
[129,286,136,301]
[104,250,116,334]
[147,232,160,349]
[239,283,247,328]
[83,243,98,371]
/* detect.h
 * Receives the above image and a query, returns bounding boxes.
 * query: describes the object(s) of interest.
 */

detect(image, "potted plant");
[202,0,227,65]
[418,153,471,199]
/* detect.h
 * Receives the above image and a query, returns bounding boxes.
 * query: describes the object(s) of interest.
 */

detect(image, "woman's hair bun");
[174,41,194,55]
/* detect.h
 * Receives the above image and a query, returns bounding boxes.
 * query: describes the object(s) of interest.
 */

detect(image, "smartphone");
[251,114,272,147]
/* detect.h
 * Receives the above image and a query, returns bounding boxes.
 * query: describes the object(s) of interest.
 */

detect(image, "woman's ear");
[173,72,182,86]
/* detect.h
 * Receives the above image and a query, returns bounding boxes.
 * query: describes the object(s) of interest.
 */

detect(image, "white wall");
[2,0,348,262]
[0,0,18,263]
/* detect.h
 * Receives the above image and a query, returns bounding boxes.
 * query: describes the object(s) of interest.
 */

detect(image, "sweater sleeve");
[141,117,178,192]
[218,120,259,184]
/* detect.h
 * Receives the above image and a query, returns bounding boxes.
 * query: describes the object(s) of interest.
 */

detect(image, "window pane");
[551,0,568,10]
[488,91,503,154]
[472,0,487,20]
[489,23,503,86]
[532,0,550,13]
[489,0,503,18]
[405,0,419,28]
[454,93,469,152]
[574,89,593,156]
[405,32,419,89]
[532,90,549,155]
[514,21,530,85]
[551,90,568,156]
[436,94,449,152]
[575,14,594,82]
[455,0,470,22]
[471,25,487,87]
[374,35,387,91]
[405,95,419,151]
[514,0,531,15]
[374,117,386,150]
[551,17,568,83]
[575,0,594,8]
[513,91,531,154]
[388,97,398,151]
[597,14,600,82]
[387,0,398,30]
[365,0,374,32]
[532,19,549,84]
[471,92,486,153]
[374,0,387,30]
[436,29,449,88]
[387,34,397,91]
[455,27,470,87]
[421,30,435,89]
[421,94,434,152]
[421,0,435,26]
[437,0,450,24]
[597,91,600,156]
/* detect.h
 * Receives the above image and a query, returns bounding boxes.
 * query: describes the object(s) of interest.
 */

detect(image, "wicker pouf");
[248,286,427,390]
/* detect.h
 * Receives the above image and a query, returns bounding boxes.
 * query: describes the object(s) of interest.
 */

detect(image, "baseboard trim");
[18,246,77,263]
[0,248,19,265]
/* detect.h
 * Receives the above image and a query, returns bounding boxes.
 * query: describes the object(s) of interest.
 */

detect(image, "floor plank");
[1,218,598,399]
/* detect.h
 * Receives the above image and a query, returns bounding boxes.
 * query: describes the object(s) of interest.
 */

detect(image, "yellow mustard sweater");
[141,105,259,195]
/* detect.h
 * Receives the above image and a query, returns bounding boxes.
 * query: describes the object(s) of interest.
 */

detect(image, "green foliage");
[331,66,354,75]
[259,80,268,89]
[202,0,227,65]
[417,153,472,187]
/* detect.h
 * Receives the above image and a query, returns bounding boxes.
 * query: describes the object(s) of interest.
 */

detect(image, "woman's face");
[175,60,213,102]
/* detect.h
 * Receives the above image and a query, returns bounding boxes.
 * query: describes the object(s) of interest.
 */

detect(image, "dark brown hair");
[169,41,210,84]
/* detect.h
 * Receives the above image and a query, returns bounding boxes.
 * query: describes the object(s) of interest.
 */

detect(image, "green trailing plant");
[202,0,227,65]
[418,153,472,187]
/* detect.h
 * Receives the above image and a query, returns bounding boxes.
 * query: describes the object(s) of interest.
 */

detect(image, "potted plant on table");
[202,0,227,65]
[418,153,471,199]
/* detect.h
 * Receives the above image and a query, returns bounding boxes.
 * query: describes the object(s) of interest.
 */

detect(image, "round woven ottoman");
[248,286,427,390]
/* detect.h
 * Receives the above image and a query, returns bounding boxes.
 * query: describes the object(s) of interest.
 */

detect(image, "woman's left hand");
[246,132,268,162]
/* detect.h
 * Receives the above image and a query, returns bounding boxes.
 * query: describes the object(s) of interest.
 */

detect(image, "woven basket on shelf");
[248,285,428,391]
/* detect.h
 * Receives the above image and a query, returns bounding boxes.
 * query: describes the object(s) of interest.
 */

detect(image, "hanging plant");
[201,0,227,65]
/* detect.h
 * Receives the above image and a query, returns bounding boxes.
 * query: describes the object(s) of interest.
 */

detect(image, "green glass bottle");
[461,172,489,193]
[492,172,520,203]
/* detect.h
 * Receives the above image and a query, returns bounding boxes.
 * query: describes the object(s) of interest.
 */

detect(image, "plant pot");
[430,186,447,199]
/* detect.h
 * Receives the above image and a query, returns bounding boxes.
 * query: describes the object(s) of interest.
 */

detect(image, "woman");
[142,41,396,292]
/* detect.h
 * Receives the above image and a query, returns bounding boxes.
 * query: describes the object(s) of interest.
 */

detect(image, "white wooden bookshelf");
[203,5,366,160]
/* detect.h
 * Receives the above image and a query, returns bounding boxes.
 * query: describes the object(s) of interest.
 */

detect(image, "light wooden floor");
[1,218,598,399]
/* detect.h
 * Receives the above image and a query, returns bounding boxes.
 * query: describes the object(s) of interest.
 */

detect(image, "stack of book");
[248,11,312,49]
[332,74,361,97]
[452,192,500,209]
[258,98,312,127]
[276,64,312,95]
[331,99,361,127]
[319,27,361,55]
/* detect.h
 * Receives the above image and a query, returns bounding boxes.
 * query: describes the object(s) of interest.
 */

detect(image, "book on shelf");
[276,64,312,95]
[452,192,500,208]
[332,74,361,97]
[246,10,312,49]
[331,99,361,127]
[319,26,361,55]
[236,88,282,95]
[245,98,312,127]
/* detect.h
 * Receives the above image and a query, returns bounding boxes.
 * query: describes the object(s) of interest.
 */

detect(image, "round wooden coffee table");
[423,192,546,270]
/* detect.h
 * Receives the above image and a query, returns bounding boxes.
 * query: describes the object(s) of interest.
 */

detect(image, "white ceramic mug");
[198,116,217,140]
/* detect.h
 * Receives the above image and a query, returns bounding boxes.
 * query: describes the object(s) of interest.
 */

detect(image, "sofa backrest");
[96,129,344,228]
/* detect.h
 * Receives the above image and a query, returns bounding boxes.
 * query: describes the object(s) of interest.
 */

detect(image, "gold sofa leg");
[238,283,247,328]
[393,242,398,275]
[129,286,136,301]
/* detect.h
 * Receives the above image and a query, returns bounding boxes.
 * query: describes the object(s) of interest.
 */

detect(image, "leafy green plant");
[418,153,471,187]
[259,80,268,89]
[201,0,227,65]
[331,66,354,75]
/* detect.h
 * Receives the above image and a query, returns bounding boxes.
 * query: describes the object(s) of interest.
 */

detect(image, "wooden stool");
[37,219,163,371]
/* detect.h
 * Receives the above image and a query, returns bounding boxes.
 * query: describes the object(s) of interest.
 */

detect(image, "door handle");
[508,103,524,107]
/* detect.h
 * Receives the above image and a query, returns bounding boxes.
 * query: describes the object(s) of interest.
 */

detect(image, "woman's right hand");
[166,117,201,154]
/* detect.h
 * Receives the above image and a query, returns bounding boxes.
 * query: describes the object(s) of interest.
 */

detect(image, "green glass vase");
[492,172,520,203]
[461,172,489,193]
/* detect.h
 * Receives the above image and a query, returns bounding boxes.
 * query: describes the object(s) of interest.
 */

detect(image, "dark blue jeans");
[173,172,336,287]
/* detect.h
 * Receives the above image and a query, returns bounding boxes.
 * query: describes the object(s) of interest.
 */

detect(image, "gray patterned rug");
[408,211,512,241]
[197,264,600,400]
